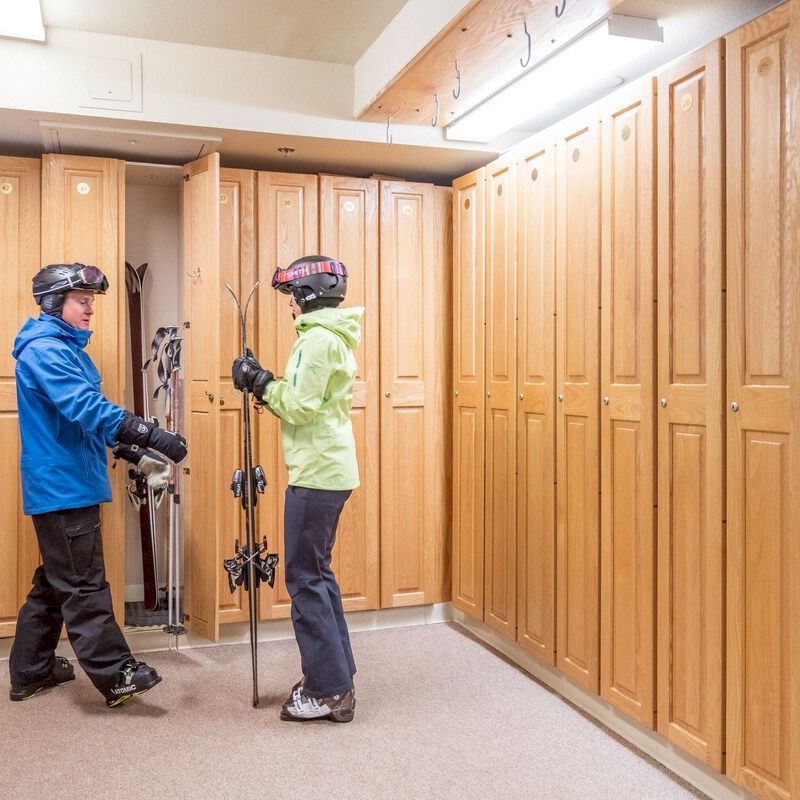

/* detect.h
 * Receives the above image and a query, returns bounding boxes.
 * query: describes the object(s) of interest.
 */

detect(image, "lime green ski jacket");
[262,306,363,490]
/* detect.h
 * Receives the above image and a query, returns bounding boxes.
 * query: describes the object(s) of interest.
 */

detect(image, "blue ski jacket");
[13,314,126,515]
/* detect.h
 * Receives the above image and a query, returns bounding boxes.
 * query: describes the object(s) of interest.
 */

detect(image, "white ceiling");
[39,0,410,64]
[0,0,785,182]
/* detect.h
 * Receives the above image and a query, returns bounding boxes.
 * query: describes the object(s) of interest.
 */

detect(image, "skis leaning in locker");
[145,325,186,646]
[222,282,279,706]
[124,262,160,611]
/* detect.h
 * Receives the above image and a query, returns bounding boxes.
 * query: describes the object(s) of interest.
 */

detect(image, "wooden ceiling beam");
[357,0,626,127]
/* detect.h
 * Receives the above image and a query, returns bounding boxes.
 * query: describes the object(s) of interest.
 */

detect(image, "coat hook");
[432,93,440,127]
[520,21,532,68]
[555,0,566,18]
[386,116,393,146]
[452,61,462,99]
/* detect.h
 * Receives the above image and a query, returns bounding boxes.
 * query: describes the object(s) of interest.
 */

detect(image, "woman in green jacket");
[232,255,361,723]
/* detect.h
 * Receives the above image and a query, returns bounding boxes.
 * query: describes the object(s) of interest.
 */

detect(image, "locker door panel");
[556,118,601,691]
[0,157,40,638]
[319,175,379,611]
[727,7,794,798]
[256,172,318,620]
[182,153,222,640]
[516,140,556,662]
[379,181,450,608]
[656,42,725,769]
[485,157,516,637]
[41,154,126,623]
[600,81,657,727]
[452,169,485,619]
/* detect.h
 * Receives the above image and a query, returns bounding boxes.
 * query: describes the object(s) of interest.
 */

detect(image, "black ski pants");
[284,485,356,699]
[9,505,132,695]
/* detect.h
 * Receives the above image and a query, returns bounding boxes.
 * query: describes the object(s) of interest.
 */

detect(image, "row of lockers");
[451,5,798,800]
[0,154,453,643]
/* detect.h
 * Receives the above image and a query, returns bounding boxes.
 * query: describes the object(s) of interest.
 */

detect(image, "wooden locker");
[379,181,450,608]
[452,168,486,620]
[0,157,40,638]
[726,6,795,798]
[789,2,800,795]
[182,153,223,640]
[515,138,556,662]
[600,80,657,727]
[217,168,257,625]
[656,42,725,769]
[319,174,380,611]
[41,154,127,623]
[256,171,318,620]
[484,155,517,638]
[555,113,601,692]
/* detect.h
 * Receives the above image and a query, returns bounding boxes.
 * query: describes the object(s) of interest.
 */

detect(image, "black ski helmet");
[32,263,109,317]
[271,255,347,311]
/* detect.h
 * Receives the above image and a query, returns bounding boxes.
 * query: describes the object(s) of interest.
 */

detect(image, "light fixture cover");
[446,14,663,143]
[0,0,45,42]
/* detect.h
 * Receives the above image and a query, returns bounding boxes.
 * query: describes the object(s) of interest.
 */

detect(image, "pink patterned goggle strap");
[271,259,346,288]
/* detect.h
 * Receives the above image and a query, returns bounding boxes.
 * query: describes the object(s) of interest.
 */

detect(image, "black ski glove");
[116,411,188,464]
[232,348,274,399]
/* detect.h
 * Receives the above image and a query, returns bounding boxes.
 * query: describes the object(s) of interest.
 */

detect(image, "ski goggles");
[271,259,347,290]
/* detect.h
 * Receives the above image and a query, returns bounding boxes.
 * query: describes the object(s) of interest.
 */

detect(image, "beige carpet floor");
[1,622,706,800]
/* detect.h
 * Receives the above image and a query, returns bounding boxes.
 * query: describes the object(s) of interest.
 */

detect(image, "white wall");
[123,182,181,597]
[0,27,459,149]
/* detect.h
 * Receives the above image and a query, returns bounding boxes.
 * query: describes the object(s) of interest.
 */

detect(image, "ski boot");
[280,687,355,723]
[10,656,75,701]
[105,659,162,707]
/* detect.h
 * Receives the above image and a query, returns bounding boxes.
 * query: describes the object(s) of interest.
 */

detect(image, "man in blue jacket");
[9,262,188,707]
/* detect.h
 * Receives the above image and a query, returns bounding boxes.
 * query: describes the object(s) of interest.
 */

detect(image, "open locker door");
[182,153,222,641]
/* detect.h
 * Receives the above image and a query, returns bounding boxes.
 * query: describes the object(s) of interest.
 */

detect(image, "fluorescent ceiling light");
[0,0,45,42]
[446,14,663,143]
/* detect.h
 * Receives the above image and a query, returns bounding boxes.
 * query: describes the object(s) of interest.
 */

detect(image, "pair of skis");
[223,282,279,707]
[125,263,186,646]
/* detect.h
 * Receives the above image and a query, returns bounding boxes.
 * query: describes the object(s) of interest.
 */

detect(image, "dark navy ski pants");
[283,485,355,698]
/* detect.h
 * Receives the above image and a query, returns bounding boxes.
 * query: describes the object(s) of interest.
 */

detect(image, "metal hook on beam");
[520,22,532,68]
[432,93,440,127]
[453,61,462,99]
[386,116,393,146]
[555,0,566,19]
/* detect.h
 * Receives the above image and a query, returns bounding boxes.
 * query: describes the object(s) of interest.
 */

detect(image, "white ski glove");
[137,452,171,492]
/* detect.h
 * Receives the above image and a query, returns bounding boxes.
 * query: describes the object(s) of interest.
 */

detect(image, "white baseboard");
[451,610,755,800]
[0,602,454,660]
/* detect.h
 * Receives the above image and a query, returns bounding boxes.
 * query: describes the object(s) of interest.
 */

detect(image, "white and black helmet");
[32,263,109,317]
[271,255,347,311]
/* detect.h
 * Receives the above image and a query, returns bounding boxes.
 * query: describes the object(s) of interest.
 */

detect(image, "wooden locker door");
[217,168,256,626]
[379,180,450,608]
[41,154,126,623]
[0,157,40,638]
[319,174,379,611]
[182,153,222,640]
[452,168,485,619]
[556,114,601,692]
[485,156,517,637]
[600,80,657,727]
[516,139,556,662]
[256,172,318,620]
[726,7,794,799]
[789,2,800,795]
[656,42,725,770]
